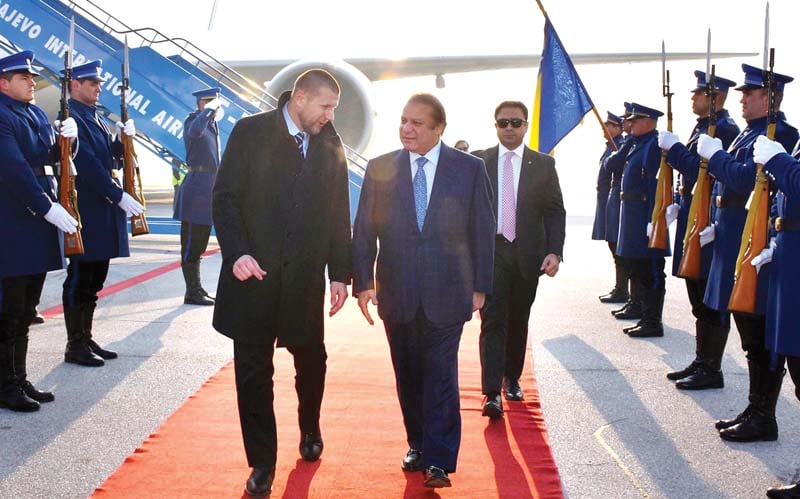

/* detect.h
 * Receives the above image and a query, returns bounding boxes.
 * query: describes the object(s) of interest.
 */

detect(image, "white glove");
[118,192,144,216]
[666,203,680,226]
[646,222,653,238]
[753,135,786,165]
[115,119,136,136]
[658,131,680,151]
[751,237,777,274]
[54,117,78,139]
[697,134,723,160]
[204,98,221,111]
[44,203,78,234]
[699,224,715,247]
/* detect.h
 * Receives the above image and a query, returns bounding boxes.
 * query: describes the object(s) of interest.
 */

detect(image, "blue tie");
[294,132,305,159]
[413,157,428,231]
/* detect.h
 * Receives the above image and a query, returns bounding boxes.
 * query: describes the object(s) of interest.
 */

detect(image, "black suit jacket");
[476,145,566,280]
[212,91,352,346]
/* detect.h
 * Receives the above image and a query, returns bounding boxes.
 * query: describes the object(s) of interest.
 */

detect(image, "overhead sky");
[89,0,798,216]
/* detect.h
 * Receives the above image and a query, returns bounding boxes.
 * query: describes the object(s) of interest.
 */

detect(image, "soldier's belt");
[678,186,686,196]
[715,195,746,208]
[187,165,215,173]
[31,164,57,177]
[620,192,648,202]
[110,169,122,179]
[772,217,800,232]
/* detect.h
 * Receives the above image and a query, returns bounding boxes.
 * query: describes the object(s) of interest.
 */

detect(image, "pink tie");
[502,151,516,242]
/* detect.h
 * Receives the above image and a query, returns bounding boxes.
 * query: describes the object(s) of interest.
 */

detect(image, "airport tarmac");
[1,204,799,498]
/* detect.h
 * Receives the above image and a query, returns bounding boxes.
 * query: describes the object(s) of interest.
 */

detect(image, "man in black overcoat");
[212,69,352,497]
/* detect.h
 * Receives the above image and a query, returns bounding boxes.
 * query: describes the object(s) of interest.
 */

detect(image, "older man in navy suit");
[353,93,495,488]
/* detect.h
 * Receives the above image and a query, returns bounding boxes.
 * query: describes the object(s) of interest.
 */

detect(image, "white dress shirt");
[408,141,441,210]
[282,103,307,156]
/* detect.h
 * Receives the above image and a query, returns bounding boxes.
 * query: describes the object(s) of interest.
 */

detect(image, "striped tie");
[413,157,428,231]
[294,132,305,159]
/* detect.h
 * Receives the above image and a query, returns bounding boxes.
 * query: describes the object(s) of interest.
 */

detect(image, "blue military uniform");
[595,111,628,304]
[616,103,669,337]
[0,50,64,411]
[174,86,221,306]
[660,71,740,388]
[61,60,129,367]
[705,64,798,443]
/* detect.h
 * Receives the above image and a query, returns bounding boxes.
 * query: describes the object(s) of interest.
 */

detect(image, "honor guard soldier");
[0,50,78,411]
[697,63,798,441]
[594,111,627,303]
[657,70,740,389]
[173,86,222,306]
[615,103,669,337]
[752,134,800,498]
[605,103,644,321]
[61,59,143,367]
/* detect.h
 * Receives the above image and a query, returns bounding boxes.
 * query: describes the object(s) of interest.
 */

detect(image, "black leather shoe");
[0,384,40,412]
[767,482,800,499]
[505,379,524,401]
[482,393,503,419]
[626,323,664,338]
[423,466,451,488]
[299,432,324,461]
[244,467,274,497]
[611,301,631,316]
[622,321,643,334]
[21,380,54,403]
[30,312,45,325]
[675,366,724,390]
[599,288,629,304]
[614,302,643,320]
[666,361,700,381]
[88,340,118,360]
[715,405,752,430]
[402,449,424,471]
[718,412,778,442]
[65,343,104,367]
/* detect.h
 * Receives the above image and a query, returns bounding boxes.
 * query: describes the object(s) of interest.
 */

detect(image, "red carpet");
[93,306,563,498]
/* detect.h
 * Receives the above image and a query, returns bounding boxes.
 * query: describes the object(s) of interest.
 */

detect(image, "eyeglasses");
[496,118,526,129]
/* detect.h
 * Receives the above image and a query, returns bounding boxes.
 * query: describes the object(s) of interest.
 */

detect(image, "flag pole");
[534,0,616,149]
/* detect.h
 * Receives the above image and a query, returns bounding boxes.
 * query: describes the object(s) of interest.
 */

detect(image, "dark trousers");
[62,259,110,308]
[384,309,464,473]
[788,356,800,402]
[733,313,769,365]
[180,222,211,263]
[626,257,665,292]
[233,339,327,469]
[0,274,46,384]
[685,279,721,325]
[479,237,539,395]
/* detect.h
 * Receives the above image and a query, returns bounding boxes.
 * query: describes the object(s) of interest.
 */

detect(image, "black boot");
[667,361,701,381]
[627,288,664,338]
[0,336,39,412]
[716,357,757,430]
[676,321,726,389]
[719,367,783,442]
[767,482,800,499]
[613,300,643,320]
[182,262,214,306]
[64,306,104,367]
[14,335,54,402]
[599,263,629,303]
[82,303,117,360]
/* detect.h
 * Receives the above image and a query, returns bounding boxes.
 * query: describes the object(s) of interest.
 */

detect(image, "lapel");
[517,147,536,212]
[485,146,500,218]
[394,149,418,230]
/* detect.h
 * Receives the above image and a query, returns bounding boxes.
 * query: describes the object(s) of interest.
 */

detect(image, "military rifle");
[59,17,84,255]
[677,60,717,280]
[120,36,149,236]
[648,41,673,250]
[728,48,775,314]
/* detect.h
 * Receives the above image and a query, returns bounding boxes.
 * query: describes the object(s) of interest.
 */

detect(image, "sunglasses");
[496,118,526,129]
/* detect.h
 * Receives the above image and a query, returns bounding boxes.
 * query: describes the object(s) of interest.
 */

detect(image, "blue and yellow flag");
[529,19,594,154]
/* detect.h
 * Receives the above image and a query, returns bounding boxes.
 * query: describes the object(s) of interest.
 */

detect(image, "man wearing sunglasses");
[475,101,565,419]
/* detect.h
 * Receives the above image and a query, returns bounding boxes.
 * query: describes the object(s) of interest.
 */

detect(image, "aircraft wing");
[224,52,756,84]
